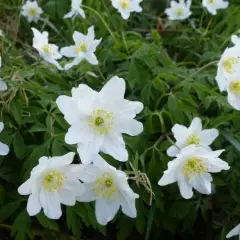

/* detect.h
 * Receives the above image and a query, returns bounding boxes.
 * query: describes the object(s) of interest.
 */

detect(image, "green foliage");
[0,0,240,239]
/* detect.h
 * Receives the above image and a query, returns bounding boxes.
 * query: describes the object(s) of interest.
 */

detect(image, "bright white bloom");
[167,117,219,157]
[56,76,143,164]
[165,0,192,21]
[18,152,84,219]
[111,0,142,20]
[227,224,240,239]
[202,0,229,15]
[32,28,63,70]
[232,35,240,46]
[216,46,240,92]
[0,30,3,37]
[158,145,230,199]
[60,26,101,70]
[0,122,9,156]
[21,0,43,23]
[64,0,85,19]
[226,77,240,110]
[76,155,139,225]
[0,56,7,91]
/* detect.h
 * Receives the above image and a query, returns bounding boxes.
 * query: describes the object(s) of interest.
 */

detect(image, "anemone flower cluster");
[216,34,240,110]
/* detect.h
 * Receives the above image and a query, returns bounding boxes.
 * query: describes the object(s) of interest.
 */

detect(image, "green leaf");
[10,99,22,125]
[66,206,82,238]
[221,130,240,153]
[13,132,26,159]
[0,200,21,222]
[36,211,59,231]
[145,204,155,240]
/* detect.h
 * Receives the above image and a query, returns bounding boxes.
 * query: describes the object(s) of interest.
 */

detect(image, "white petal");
[199,129,219,145]
[95,198,120,225]
[189,173,212,195]
[172,124,188,140]
[188,117,202,133]
[101,134,128,162]
[115,119,143,136]
[76,183,98,202]
[0,142,9,156]
[85,53,98,65]
[177,176,193,199]
[60,46,76,58]
[226,224,240,238]
[216,66,227,92]
[64,57,82,70]
[0,80,7,91]
[205,157,230,173]
[75,165,100,182]
[0,122,4,132]
[158,171,177,186]
[27,193,41,216]
[50,152,75,167]
[59,188,75,206]
[18,179,32,195]
[73,31,86,43]
[99,76,126,101]
[64,10,75,19]
[166,145,180,157]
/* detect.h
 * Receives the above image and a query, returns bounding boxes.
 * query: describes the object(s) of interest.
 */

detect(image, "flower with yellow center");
[76,155,139,225]
[167,117,219,157]
[74,41,88,53]
[227,78,240,110]
[42,44,53,54]
[22,0,43,23]
[18,153,84,219]
[120,0,130,9]
[159,145,229,199]
[176,8,184,16]
[29,8,37,16]
[202,0,229,15]
[229,80,240,95]
[222,57,238,74]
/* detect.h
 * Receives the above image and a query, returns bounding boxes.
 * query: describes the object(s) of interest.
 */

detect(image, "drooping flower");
[76,155,139,225]
[60,26,101,70]
[165,0,192,21]
[158,145,230,199]
[64,0,85,19]
[226,77,240,110]
[21,0,43,23]
[56,76,143,164]
[226,224,240,239]
[31,28,63,70]
[0,122,9,156]
[18,152,84,219]
[167,117,219,157]
[202,0,229,15]
[216,46,240,92]
[0,56,7,91]
[111,0,143,20]
[231,34,240,46]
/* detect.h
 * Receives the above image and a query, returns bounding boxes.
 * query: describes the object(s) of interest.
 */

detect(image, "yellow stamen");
[223,57,238,74]
[229,80,240,95]
[93,173,118,200]
[120,0,130,9]
[42,44,53,54]
[74,42,88,53]
[183,157,207,179]
[29,8,37,16]
[42,170,65,192]
[209,0,216,3]
[185,134,201,146]
[176,8,184,16]
[87,109,114,135]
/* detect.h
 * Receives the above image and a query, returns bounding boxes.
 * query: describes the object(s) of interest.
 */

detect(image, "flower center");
[176,8,184,16]
[74,41,88,53]
[29,8,37,16]
[222,57,238,74]
[229,80,240,95]
[120,0,130,9]
[185,134,201,146]
[42,44,53,54]
[209,0,216,3]
[42,170,65,192]
[93,173,118,200]
[183,157,207,179]
[88,109,114,135]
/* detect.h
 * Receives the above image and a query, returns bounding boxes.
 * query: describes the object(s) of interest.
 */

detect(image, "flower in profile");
[226,77,240,110]
[56,76,143,164]
[64,0,85,19]
[22,0,43,23]
[31,28,63,70]
[226,224,240,239]
[165,0,192,21]
[202,0,229,15]
[231,34,240,46]
[111,0,142,20]
[0,122,9,156]
[0,56,7,91]
[76,155,139,225]
[18,153,84,219]
[167,117,219,157]
[216,46,240,92]
[60,26,101,70]
[158,145,230,199]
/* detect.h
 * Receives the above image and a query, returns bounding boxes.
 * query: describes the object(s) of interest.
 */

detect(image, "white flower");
[158,145,230,199]
[0,30,4,37]
[56,76,143,164]
[226,224,240,239]
[226,77,240,110]
[76,155,139,225]
[0,56,7,91]
[0,122,9,156]
[165,0,192,21]
[18,152,84,219]
[111,0,142,20]
[216,46,240,92]
[232,35,240,46]
[22,0,43,23]
[64,0,85,19]
[202,0,229,15]
[167,117,219,157]
[31,28,63,70]
[60,26,101,70]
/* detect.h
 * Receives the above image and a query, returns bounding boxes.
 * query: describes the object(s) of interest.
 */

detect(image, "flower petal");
[0,122,4,133]
[59,188,75,206]
[166,145,180,157]
[158,171,177,186]
[188,117,202,133]
[27,193,41,216]
[189,173,212,195]
[0,79,7,91]
[172,124,188,141]
[177,176,193,199]
[115,119,143,136]
[199,129,219,146]
[226,224,240,238]
[76,183,98,202]
[18,179,32,195]
[0,142,9,156]
[60,46,76,58]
